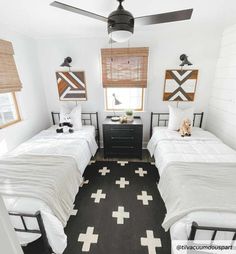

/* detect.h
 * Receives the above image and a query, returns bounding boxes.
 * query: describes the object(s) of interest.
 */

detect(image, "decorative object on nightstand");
[103,116,143,159]
[111,93,122,121]
[125,109,134,122]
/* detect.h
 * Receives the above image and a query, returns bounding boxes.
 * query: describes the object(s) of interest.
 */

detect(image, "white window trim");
[104,88,145,112]
[0,92,21,129]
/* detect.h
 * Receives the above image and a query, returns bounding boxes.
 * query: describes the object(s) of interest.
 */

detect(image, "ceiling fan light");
[109,30,132,43]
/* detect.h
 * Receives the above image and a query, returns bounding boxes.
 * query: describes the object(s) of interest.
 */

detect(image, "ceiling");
[1,0,236,39]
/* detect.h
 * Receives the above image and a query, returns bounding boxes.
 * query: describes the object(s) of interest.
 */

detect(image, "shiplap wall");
[206,24,236,149]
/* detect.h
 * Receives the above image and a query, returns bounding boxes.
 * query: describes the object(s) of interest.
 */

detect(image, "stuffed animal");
[56,114,74,133]
[179,118,192,137]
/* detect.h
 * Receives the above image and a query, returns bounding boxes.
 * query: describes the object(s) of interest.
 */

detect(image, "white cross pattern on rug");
[78,226,98,252]
[115,177,129,189]
[70,204,78,216]
[137,191,153,205]
[141,230,162,254]
[91,189,106,203]
[89,160,96,165]
[98,167,110,176]
[112,206,130,224]
[117,161,128,166]
[80,179,89,187]
[135,167,147,177]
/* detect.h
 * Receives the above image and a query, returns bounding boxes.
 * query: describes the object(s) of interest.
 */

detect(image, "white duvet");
[147,127,236,246]
[1,125,98,254]
[148,127,236,176]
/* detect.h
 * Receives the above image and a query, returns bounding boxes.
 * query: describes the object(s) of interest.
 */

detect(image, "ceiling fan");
[50,0,193,43]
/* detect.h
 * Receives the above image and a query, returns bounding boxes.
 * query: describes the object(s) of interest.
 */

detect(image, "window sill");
[0,119,22,129]
[104,110,146,113]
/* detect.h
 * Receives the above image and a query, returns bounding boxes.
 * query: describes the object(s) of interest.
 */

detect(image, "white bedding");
[1,125,98,254]
[147,127,236,248]
[10,125,97,174]
[148,127,236,176]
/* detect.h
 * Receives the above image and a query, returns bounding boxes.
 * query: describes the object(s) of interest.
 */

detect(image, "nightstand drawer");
[103,117,143,159]
[110,127,135,137]
[111,137,135,147]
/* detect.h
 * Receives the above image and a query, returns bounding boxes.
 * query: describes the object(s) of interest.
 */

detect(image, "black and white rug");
[24,161,170,254]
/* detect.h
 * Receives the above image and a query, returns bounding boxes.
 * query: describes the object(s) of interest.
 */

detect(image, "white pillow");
[168,105,194,131]
[59,104,71,122]
[70,104,82,130]
[59,104,82,130]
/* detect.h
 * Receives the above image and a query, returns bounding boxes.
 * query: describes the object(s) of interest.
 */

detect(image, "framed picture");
[163,69,198,101]
[56,71,87,101]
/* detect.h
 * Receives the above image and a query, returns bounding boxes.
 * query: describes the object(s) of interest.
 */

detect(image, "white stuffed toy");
[56,114,74,134]
[179,118,192,137]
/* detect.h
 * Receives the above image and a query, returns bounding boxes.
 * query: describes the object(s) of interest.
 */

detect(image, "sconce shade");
[180,54,192,66]
[60,56,72,67]
[113,93,122,105]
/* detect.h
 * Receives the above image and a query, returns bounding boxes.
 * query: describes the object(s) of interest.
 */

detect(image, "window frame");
[0,92,21,129]
[104,87,145,112]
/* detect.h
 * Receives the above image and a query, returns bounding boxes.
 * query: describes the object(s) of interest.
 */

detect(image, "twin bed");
[0,112,99,254]
[148,113,236,252]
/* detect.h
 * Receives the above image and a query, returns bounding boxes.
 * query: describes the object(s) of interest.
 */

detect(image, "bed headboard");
[51,112,100,148]
[150,112,204,138]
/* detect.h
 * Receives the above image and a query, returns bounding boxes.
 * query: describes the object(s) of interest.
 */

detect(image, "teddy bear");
[56,114,74,134]
[179,118,192,137]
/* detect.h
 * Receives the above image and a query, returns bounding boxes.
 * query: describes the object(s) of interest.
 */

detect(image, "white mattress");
[148,127,236,248]
[1,125,98,254]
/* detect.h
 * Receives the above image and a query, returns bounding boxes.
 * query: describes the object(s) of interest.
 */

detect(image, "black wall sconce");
[60,56,72,67]
[179,54,192,67]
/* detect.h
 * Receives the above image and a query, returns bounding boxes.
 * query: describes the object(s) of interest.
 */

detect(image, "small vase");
[126,115,133,122]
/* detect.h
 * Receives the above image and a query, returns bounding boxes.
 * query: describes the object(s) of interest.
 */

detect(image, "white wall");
[36,28,221,146]
[206,24,236,149]
[0,26,50,154]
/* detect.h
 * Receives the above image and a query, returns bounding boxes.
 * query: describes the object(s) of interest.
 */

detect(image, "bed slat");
[9,211,52,254]
[189,221,236,244]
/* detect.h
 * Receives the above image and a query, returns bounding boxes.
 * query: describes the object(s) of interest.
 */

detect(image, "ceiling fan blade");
[135,9,193,26]
[50,1,108,23]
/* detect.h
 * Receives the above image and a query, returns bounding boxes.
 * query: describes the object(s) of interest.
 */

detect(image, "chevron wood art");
[56,71,87,101]
[163,69,198,101]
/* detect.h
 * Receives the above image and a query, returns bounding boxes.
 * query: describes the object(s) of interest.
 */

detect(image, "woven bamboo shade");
[101,47,149,88]
[0,39,22,93]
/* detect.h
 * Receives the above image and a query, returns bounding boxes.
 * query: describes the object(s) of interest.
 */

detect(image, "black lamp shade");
[180,54,192,66]
[113,93,122,105]
[61,56,72,67]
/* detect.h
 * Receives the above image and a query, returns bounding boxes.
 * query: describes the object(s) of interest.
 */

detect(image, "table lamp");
[111,93,122,121]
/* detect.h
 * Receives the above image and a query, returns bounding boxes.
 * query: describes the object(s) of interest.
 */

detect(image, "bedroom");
[0,0,236,254]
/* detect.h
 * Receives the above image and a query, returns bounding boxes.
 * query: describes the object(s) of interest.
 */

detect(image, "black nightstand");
[103,116,143,159]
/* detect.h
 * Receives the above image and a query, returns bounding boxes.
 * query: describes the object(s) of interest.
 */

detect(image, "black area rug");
[24,161,170,254]
[65,161,170,254]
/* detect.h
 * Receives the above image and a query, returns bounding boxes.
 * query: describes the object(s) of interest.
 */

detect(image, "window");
[101,47,149,111]
[105,87,144,111]
[0,92,20,128]
[0,40,22,128]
